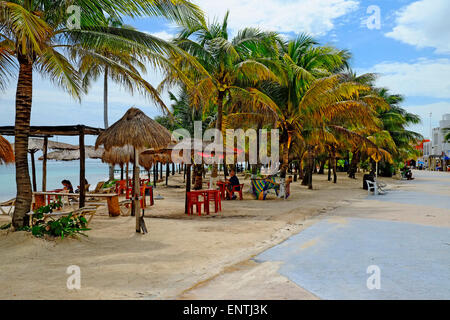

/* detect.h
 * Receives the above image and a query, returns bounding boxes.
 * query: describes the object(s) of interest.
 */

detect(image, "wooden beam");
[42,136,48,191]
[79,126,86,208]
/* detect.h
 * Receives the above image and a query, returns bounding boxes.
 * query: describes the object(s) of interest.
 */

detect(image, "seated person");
[61,180,74,193]
[405,168,414,180]
[75,179,89,193]
[227,170,241,200]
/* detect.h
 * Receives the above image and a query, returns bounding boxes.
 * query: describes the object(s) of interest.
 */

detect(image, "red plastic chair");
[116,180,132,199]
[230,184,244,200]
[187,192,206,216]
[206,190,221,213]
[216,181,230,200]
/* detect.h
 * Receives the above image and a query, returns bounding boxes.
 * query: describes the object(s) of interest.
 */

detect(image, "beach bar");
[0,125,104,208]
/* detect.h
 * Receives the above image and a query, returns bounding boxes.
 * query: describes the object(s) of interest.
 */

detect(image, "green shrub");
[24,202,90,239]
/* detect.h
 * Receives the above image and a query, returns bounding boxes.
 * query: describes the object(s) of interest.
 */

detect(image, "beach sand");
[0,171,400,299]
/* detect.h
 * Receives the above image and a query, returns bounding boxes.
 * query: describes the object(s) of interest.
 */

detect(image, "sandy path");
[180,170,449,299]
[0,171,390,299]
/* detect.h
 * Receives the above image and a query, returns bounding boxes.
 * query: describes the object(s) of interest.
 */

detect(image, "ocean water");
[0,159,112,202]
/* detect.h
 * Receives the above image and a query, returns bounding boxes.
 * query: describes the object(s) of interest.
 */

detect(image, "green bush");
[23,202,90,239]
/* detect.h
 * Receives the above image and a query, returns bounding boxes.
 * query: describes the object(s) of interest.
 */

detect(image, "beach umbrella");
[95,108,172,233]
[0,135,14,165]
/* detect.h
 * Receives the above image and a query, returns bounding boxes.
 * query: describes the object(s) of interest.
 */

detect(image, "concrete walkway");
[255,170,450,299]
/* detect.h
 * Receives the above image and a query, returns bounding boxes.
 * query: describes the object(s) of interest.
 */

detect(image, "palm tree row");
[1,4,422,228]
[158,12,422,190]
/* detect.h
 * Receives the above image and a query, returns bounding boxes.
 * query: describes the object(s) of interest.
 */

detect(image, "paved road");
[255,170,450,299]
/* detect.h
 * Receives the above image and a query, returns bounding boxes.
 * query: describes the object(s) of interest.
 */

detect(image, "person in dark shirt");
[227,170,240,200]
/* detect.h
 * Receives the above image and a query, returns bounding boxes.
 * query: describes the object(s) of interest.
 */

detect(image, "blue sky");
[1,0,449,146]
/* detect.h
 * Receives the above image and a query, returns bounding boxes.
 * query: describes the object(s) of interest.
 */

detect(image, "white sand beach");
[1,170,448,300]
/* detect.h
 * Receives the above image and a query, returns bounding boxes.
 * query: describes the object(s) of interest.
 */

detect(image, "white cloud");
[362,58,450,99]
[385,0,450,54]
[192,0,359,36]
[146,30,174,41]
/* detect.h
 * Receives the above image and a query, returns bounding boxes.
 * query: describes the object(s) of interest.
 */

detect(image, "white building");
[431,114,450,157]
[422,114,450,170]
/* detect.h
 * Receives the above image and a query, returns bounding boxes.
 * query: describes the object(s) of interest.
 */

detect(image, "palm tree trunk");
[348,149,360,179]
[280,131,292,178]
[328,156,332,181]
[302,146,313,187]
[193,164,203,190]
[104,67,109,129]
[332,147,337,184]
[308,146,314,189]
[13,61,33,228]
[212,90,225,179]
[318,159,326,174]
[103,67,115,181]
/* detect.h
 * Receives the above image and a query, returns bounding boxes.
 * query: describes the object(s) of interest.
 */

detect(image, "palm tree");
[0,0,204,228]
[76,18,171,181]
[160,12,281,179]
[243,35,354,178]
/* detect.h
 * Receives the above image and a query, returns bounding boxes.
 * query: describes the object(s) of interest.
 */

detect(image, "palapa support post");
[166,163,169,186]
[29,150,37,192]
[42,136,48,191]
[153,162,157,186]
[185,164,192,214]
[79,126,86,208]
[133,147,144,233]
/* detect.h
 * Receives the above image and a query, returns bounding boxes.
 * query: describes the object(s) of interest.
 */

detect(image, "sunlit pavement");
[255,171,450,299]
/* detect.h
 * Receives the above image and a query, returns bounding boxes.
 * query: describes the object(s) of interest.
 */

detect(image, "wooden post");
[172,163,175,176]
[42,136,48,191]
[153,162,157,186]
[166,163,169,186]
[120,165,124,181]
[79,126,86,208]
[125,162,129,188]
[185,163,192,214]
[160,162,163,180]
[30,151,37,192]
[133,148,141,232]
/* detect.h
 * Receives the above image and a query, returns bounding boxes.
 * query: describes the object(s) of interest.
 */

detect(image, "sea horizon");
[0,159,112,202]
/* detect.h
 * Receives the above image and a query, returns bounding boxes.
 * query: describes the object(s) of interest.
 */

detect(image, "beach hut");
[0,135,14,165]
[95,108,172,233]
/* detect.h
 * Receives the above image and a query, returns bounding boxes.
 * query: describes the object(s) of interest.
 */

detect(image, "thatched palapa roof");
[101,145,135,166]
[95,108,172,151]
[0,135,14,164]
[39,146,104,161]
